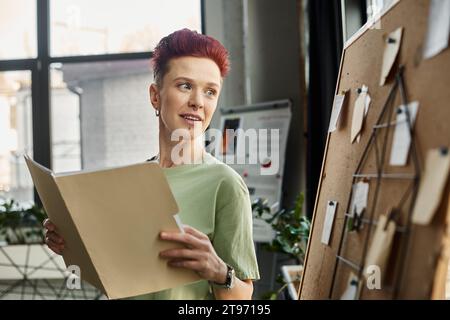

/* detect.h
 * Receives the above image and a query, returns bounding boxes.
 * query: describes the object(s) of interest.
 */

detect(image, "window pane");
[50,0,202,57]
[50,60,158,173]
[50,68,81,173]
[0,0,37,59]
[0,71,33,204]
[366,0,394,20]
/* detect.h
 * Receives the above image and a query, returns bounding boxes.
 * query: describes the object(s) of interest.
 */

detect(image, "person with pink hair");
[43,29,260,300]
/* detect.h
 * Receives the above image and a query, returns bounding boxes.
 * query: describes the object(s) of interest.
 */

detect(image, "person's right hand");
[43,218,65,255]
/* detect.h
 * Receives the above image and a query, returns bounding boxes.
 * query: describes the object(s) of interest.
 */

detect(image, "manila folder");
[24,155,200,299]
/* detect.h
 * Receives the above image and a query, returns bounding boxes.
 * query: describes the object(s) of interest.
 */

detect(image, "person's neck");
[158,127,205,168]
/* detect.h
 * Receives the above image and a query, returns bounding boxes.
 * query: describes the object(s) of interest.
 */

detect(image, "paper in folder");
[24,155,200,299]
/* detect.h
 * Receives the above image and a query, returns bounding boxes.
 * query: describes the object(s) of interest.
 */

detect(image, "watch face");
[227,265,235,288]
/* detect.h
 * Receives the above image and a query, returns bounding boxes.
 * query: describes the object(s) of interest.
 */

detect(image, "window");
[0,0,202,300]
[0,0,37,59]
[0,0,203,204]
[50,60,158,172]
[0,71,33,203]
[50,0,202,56]
[366,0,394,20]
[50,67,82,173]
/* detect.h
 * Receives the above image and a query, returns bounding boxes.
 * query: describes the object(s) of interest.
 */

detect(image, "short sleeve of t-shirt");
[211,169,260,281]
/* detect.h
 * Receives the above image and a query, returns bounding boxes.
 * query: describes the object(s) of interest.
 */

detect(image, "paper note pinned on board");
[412,148,450,225]
[350,181,369,219]
[365,211,396,280]
[356,94,372,143]
[364,94,371,116]
[321,201,338,245]
[389,101,420,166]
[380,27,403,86]
[340,273,360,300]
[329,92,348,133]
[351,86,371,143]
[423,0,450,60]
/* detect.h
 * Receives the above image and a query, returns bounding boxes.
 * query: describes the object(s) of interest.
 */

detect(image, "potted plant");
[0,199,47,245]
[0,199,105,300]
[252,192,311,300]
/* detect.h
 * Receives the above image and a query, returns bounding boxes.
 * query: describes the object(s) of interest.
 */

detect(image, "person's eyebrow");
[173,76,220,89]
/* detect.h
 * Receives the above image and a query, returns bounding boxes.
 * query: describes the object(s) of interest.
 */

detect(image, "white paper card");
[364,94,371,116]
[329,93,347,133]
[380,27,403,86]
[321,201,338,245]
[340,273,360,300]
[350,181,370,218]
[389,101,420,166]
[412,148,450,225]
[351,86,371,143]
[423,0,450,60]
[173,214,185,234]
[356,94,372,143]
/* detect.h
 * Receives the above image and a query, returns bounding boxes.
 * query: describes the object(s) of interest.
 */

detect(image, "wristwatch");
[211,264,235,289]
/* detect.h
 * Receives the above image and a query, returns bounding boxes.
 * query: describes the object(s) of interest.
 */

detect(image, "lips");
[179,113,203,122]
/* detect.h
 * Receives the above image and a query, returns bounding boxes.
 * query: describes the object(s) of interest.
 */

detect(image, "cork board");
[299,0,450,299]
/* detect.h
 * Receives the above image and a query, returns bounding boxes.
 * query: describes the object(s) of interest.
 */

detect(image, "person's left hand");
[159,225,227,284]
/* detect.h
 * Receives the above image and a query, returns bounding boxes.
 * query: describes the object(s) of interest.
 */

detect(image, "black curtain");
[306,0,344,217]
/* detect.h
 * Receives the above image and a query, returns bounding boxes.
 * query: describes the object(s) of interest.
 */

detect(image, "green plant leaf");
[252,192,311,263]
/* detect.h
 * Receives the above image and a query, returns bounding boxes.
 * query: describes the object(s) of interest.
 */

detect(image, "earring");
[155,109,160,117]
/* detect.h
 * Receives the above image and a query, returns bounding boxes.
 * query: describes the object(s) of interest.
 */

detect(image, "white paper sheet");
[380,27,404,86]
[321,201,338,245]
[350,181,370,218]
[340,273,360,300]
[329,93,347,133]
[423,0,450,60]
[356,93,372,143]
[173,214,185,234]
[351,86,371,143]
[389,101,420,166]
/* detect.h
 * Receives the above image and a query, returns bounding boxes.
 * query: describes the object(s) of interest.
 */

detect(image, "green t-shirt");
[131,152,260,300]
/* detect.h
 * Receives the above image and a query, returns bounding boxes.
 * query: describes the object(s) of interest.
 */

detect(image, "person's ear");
[149,83,160,112]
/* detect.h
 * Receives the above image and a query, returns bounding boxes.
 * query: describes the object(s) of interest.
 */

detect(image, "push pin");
[329,201,335,206]
[388,37,396,44]
[440,147,448,156]
[357,88,362,94]
[397,108,403,114]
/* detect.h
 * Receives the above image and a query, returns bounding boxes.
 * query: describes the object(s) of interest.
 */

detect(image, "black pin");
[388,37,396,44]
[353,207,364,232]
[440,147,448,156]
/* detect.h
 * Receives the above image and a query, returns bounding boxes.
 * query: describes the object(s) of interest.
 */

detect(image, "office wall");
[203,0,306,299]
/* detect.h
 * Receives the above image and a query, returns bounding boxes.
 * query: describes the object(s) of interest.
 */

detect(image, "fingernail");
[160,232,166,237]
